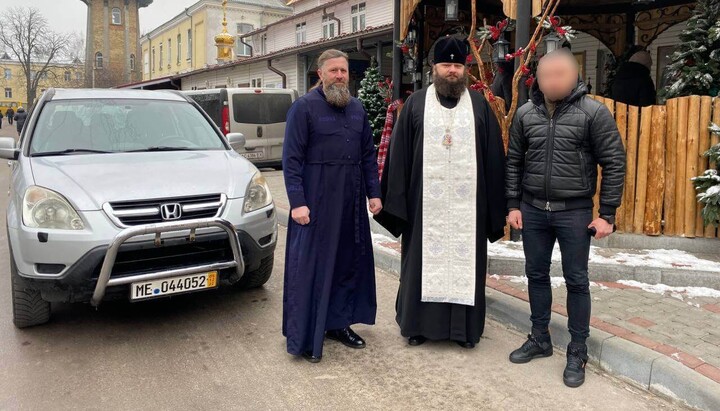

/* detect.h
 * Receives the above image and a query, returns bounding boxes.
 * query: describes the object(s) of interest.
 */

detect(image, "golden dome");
[214,30,235,46]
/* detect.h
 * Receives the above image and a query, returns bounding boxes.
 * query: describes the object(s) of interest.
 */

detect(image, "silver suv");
[0,88,278,328]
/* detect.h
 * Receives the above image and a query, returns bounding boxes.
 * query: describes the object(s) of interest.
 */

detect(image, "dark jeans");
[520,202,593,343]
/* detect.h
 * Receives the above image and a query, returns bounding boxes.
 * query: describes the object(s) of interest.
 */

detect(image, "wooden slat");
[633,106,653,233]
[698,96,713,237]
[674,97,689,235]
[663,98,678,236]
[683,95,701,237]
[710,99,720,238]
[644,105,666,235]
[623,105,640,233]
[615,102,629,232]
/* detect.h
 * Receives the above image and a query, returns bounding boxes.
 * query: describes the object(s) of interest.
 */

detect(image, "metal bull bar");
[90,217,244,307]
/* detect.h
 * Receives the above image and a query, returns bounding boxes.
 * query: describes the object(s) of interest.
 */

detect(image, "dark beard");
[323,82,351,107]
[433,72,467,99]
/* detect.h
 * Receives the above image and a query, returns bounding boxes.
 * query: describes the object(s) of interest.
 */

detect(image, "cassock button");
[344,124,348,128]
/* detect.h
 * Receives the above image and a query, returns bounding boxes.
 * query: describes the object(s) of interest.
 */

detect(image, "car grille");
[105,194,225,226]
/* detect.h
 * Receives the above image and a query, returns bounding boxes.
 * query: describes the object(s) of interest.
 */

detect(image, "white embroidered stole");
[421,84,478,306]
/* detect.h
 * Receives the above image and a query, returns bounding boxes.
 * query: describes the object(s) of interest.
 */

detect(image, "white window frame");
[4,88,11,99]
[322,14,336,39]
[251,77,262,88]
[236,23,254,57]
[351,3,366,33]
[95,52,103,69]
[129,54,136,71]
[144,51,150,74]
[4,68,10,80]
[295,22,306,45]
[159,44,163,70]
[167,39,171,68]
[187,29,192,61]
[177,34,182,64]
[64,71,71,81]
[260,34,267,54]
[111,8,121,25]
[151,48,156,72]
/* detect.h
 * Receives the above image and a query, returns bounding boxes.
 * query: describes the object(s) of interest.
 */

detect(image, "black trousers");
[521,202,592,343]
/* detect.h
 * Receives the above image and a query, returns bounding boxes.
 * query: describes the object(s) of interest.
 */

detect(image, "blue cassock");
[281,87,381,357]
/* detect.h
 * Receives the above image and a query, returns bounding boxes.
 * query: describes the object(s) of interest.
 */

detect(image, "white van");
[183,88,298,168]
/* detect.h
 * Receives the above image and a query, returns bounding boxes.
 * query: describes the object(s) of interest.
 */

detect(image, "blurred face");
[537,57,579,102]
[433,63,467,99]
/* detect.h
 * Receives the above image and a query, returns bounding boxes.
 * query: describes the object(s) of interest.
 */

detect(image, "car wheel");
[236,254,273,289]
[10,251,51,328]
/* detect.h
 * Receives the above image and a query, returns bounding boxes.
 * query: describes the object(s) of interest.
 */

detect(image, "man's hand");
[369,198,383,215]
[507,209,523,230]
[588,218,613,239]
[291,206,310,225]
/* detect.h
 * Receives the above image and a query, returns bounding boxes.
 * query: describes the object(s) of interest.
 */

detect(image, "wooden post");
[623,105,640,233]
[674,97,689,235]
[683,95,701,238]
[615,102,628,232]
[698,96,713,237]
[633,106,653,233]
[663,98,678,236]
[644,105,666,235]
[710,99,720,238]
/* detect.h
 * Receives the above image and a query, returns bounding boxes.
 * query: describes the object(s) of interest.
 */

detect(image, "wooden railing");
[589,95,719,239]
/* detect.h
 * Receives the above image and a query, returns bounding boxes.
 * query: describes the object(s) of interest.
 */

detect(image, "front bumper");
[9,203,278,304]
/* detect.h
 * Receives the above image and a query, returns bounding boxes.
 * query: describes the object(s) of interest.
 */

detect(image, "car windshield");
[29,99,227,155]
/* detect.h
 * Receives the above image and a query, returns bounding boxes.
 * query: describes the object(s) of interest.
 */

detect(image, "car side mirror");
[0,137,19,160]
[227,132,245,151]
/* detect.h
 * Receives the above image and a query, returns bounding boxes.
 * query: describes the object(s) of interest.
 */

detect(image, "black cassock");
[374,88,507,343]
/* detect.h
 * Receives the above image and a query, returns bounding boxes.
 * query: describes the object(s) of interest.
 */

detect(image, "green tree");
[692,123,720,227]
[659,0,720,101]
[358,59,389,145]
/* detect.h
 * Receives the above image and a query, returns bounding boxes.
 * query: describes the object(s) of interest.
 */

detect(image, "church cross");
[450,53,454,59]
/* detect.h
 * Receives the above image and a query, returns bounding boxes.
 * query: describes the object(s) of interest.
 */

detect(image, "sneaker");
[563,342,588,388]
[509,333,553,364]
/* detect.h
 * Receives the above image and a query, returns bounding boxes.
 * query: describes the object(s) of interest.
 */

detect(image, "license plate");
[130,271,217,301]
[241,151,264,159]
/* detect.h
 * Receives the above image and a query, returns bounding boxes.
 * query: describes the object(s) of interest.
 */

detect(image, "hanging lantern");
[544,32,563,54]
[406,28,417,48]
[493,34,510,63]
[445,0,459,21]
[403,56,416,73]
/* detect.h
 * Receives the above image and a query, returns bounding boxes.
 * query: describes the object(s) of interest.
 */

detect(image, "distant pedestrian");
[6,107,14,126]
[14,106,27,136]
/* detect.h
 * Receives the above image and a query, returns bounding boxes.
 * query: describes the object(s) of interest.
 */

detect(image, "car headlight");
[22,186,84,230]
[243,172,273,213]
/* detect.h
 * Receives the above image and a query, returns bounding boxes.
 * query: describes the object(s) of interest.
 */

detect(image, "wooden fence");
[589,95,719,238]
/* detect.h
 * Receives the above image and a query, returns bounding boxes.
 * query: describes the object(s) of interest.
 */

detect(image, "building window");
[151,48,156,72]
[187,29,192,60]
[177,34,181,64]
[295,22,306,45]
[111,8,121,25]
[322,14,336,39]
[167,39,171,68]
[251,77,262,88]
[159,44,163,70]
[95,52,103,68]
[76,72,82,81]
[3,68,10,79]
[236,23,254,56]
[260,34,267,54]
[351,3,366,32]
[144,51,150,74]
[4,88,11,99]
[129,54,136,71]
[64,71,71,81]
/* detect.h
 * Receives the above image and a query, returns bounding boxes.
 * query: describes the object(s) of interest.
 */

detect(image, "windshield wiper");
[126,146,195,152]
[32,148,113,157]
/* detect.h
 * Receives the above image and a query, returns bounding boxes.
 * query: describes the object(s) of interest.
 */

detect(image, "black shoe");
[455,340,476,349]
[301,351,322,363]
[408,335,427,346]
[326,327,366,349]
[563,342,588,388]
[509,334,553,364]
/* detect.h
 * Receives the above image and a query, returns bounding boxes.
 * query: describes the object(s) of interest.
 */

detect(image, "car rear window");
[232,93,292,125]
[187,92,223,127]
[29,99,227,155]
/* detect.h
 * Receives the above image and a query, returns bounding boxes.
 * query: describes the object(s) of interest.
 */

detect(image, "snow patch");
[617,280,720,299]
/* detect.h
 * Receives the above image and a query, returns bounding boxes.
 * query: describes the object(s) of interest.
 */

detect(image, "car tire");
[10,252,51,329]
[236,254,273,289]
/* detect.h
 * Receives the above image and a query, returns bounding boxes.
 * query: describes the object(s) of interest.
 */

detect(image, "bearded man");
[375,36,507,349]
[281,49,383,363]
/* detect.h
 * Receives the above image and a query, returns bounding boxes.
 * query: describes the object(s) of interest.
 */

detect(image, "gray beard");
[433,73,467,99]
[324,83,351,107]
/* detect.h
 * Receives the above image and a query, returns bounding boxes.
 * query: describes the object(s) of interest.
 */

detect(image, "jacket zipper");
[544,113,557,212]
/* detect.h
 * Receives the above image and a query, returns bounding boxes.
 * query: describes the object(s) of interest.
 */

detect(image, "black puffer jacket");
[14,108,28,133]
[506,81,626,216]
[610,62,656,107]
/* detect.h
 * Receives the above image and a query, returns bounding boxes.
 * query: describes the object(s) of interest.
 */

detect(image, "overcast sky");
[22,0,200,36]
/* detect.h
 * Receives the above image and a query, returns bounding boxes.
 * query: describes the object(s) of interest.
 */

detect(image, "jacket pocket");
[577,149,589,190]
